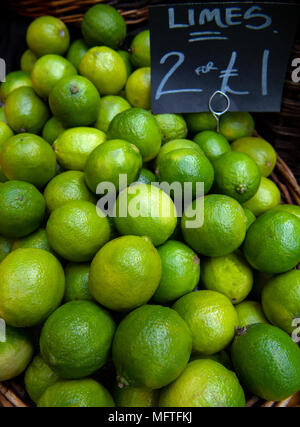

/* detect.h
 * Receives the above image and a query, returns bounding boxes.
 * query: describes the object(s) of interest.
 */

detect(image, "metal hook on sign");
[209,90,230,132]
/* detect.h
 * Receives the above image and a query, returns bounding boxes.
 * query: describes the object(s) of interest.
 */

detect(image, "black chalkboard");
[149,2,299,113]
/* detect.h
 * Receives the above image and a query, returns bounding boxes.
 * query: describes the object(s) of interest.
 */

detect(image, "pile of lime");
[0,4,300,408]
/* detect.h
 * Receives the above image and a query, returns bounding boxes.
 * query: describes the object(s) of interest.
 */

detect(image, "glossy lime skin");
[66,39,88,71]
[94,95,131,133]
[220,112,255,141]
[64,263,92,302]
[193,130,231,161]
[235,300,268,327]
[0,70,32,102]
[130,30,150,68]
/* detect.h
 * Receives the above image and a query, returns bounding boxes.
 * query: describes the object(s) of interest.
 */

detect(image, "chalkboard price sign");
[149,2,299,113]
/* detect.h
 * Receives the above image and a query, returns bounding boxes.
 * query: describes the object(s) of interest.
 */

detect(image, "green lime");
[0,133,56,188]
[0,248,65,327]
[0,121,14,182]
[114,385,159,407]
[271,204,300,220]
[231,323,300,401]
[80,47,127,95]
[156,147,214,197]
[220,112,255,141]
[40,300,115,379]
[130,30,150,68]
[125,67,150,109]
[46,200,110,262]
[66,39,88,71]
[0,106,7,123]
[54,127,106,171]
[244,210,300,274]
[44,170,95,213]
[243,176,281,216]
[0,325,33,381]
[191,350,232,370]
[193,130,231,162]
[262,270,300,334]
[38,378,115,407]
[42,117,66,145]
[89,235,161,311]
[0,235,13,262]
[64,263,92,302]
[173,290,238,355]
[231,137,276,177]
[49,75,101,128]
[0,181,45,238]
[31,54,77,98]
[155,114,188,144]
[201,252,253,304]
[20,49,37,73]
[152,240,200,304]
[213,151,261,203]
[184,112,217,133]
[95,95,131,132]
[26,16,70,57]
[24,354,60,404]
[112,304,192,389]
[12,228,54,254]
[5,86,49,134]
[117,50,132,78]
[108,108,162,161]
[235,301,268,327]
[81,4,126,49]
[243,207,256,230]
[0,71,32,102]
[114,183,177,246]
[137,168,156,184]
[159,359,245,407]
[182,194,247,257]
[84,139,142,193]
[155,138,204,168]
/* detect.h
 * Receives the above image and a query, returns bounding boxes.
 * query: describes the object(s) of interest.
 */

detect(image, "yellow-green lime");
[112,304,192,389]
[262,270,300,334]
[20,49,37,73]
[130,30,150,68]
[213,151,261,203]
[190,351,232,370]
[159,359,245,407]
[193,130,231,162]
[0,248,65,327]
[81,4,126,49]
[5,86,49,134]
[95,95,131,132]
[0,181,45,238]
[44,170,96,213]
[46,200,110,262]
[114,183,177,246]
[182,194,247,257]
[220,112,255,141]
[173,290,238,355]
[243,207,256,230]
[152,240,200,304]
[49,75,100,128]
[243,176,281,216]
[40,300,116,379]
[26,16,70,57]
[108,108,162,161]
[64,263,92,302]
[24,354,60,404]
[231,136,276,177]
[38,379,115,407]
[31,54,77,98]
[0,133,56,188]
[117,50,132,78]
[0,326,33,381]
[155,114,188,144]
[84,139,142,193]
[243,210,300,274]
[184,112,217,133]
[137,168,156,184]
[270,203,300,220]
[0,235,13,262]
[0,121,14,182]
[66,39,88,71]
[0,70,32,102]
[231,323,300,401]
[155,138,204,168]
[12,228,54,254]
[125,67,150,109]
[54,127,106,171]
[235,300,268,327]
[42,117,66,145]
[201,252,253,304]
[89,235,161,311]
[114,385,159,407]
[0,106,7,124]
[80,47,127,95]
